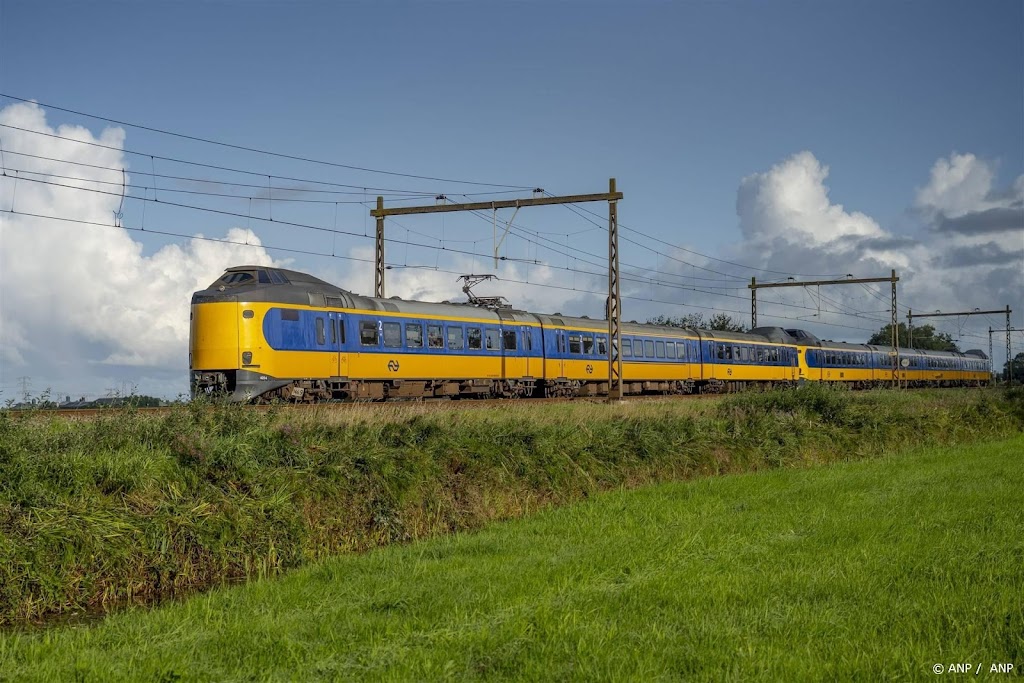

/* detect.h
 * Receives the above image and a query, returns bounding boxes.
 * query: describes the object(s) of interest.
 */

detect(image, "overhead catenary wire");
[0,206,888,334]
[4,124,929,324]
[556,194,855,279]
[5,101,994,336]
[2,172,903,326]
[0,93,535,189]
[0,124,537,199]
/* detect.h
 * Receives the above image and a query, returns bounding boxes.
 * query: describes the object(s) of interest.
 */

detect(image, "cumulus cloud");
[723,150,1022,348]
[0,102,279,398]
[737,151,885,247]
[914,153,1023,271]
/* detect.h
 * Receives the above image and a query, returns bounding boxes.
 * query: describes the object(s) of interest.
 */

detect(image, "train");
[189,266,992,402]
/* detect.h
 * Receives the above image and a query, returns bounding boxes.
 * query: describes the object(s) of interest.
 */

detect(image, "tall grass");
[0,387,1019,626]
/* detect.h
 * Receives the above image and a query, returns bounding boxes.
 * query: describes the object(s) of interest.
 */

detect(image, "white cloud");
[0,102,279,397]
[915,152,998,218]
[723,150,1022,351]
[736,151,885,247]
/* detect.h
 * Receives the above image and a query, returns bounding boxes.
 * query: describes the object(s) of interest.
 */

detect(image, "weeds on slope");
[0,387,1018,625]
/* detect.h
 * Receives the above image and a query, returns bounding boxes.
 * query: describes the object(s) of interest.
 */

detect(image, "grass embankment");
[1,435,1021,681]
[0,387,1020,627]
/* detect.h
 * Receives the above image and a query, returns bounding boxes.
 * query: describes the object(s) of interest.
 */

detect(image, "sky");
[0,0,1021,400]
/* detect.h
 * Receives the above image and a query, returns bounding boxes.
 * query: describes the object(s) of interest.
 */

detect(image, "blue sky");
[0,0,1021,399]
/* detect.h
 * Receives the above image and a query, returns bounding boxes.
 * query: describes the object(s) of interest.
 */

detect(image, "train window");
[428,325,444,349]
[623,340,632,357]
[406,324,423,348]
[635,339,645,358]
[503,330,517,351]
[569,334,582,354]
[597,336,607,355]
[383,322,402,348]
[339,319,346,344]
[666,342,675,359]
[281,309,299,322]
[316,318,326,345]
[258,270,272,284]
[221,272,254,285]
[725,345,734,360]
[655,341,665,358]
[582,336,594,355]
[522,330,532,351]
[716,344,724,360]
[447,327,464,351]
[468,327,483,350]
[486,329,500,350]
[359,321,378,346]
[268,270,287,285]
[738,347,748,362]
[330,319,337,344]
[644,340,655,358]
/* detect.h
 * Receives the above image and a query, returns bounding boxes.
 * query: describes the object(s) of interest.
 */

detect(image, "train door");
[556,330,566,378]
[543,327,565,378]
[522,325,535,378]
[324,313,340,377]
[334,314,347,378]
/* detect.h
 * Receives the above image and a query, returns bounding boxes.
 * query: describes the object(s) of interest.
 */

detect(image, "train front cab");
[190,298,241,396]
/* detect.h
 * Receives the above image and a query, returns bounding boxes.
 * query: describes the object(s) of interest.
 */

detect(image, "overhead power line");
[558,195,852,279]
[0,93,534,189]
[0,207,884,335]
[0,123,534,198]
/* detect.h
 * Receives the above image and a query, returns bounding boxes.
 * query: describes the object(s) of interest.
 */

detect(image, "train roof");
[195,266,538,322]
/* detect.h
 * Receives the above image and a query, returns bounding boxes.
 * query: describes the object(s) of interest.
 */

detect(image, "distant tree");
[648,313,746,332]
[648,313,707,329]
[867,323,959,351]
[708,313,746,332]
[1003,352,1024,382]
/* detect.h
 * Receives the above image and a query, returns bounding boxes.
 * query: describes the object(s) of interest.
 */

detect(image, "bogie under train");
[190,266,991,402]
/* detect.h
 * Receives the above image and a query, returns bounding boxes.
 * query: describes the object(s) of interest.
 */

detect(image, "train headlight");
[242,352,252,364]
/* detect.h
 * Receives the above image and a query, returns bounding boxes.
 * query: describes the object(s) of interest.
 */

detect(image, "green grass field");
[1,435,1020,682]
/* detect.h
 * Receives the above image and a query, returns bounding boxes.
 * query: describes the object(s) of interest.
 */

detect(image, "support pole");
[375,196,385,299]
[1008,305,1013,387]
[607,178,623,402]
[907,309,913,350]
[891,269,899,387]
[751,277,757,328]
[989,327,994,379]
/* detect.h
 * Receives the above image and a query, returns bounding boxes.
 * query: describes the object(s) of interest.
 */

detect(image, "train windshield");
[212,269,289,288]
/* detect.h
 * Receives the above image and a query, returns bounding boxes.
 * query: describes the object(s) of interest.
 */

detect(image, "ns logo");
[387,360,400,372]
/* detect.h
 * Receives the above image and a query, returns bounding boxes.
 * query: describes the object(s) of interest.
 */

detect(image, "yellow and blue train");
[189,266,992,401]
